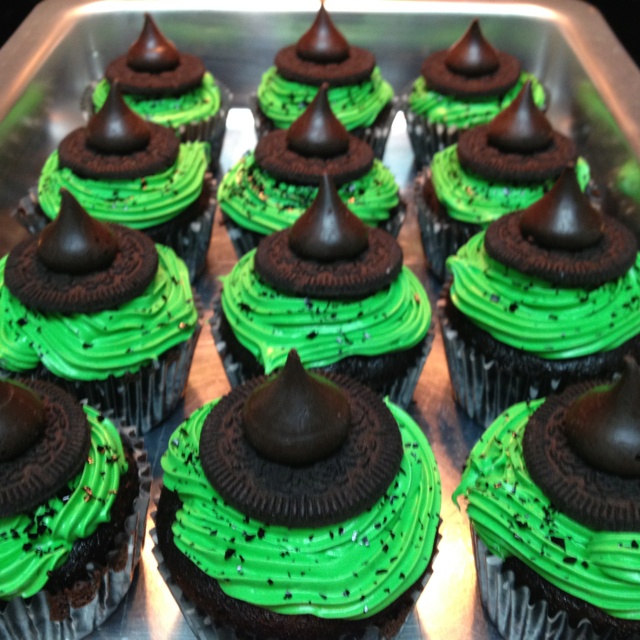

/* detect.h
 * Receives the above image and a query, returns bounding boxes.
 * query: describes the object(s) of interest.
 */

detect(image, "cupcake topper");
[286,83,350,158]
[37,189,119,275]
[289,173,369,261]
[86,82,151,154]
[126,13,180,73]
[564,357,640,478]
[0,379,45,463]
[520,167,604,250]
[487,81,553,153]
[296,3,350,64]
[445,19,500,78]
[242,350,351,466]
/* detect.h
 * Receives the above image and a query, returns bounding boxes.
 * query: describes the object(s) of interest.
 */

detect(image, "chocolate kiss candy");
[445,19,500,77]
[487,81,553,153]
[37,189,119,275]
[0,379,45,463]
[86,83,151,154]
[242,350,351,466]
[289,172,368,261]
[520,168,603,250]
[126,13,180,73]
[565,358,640,478]
[287,82,350,158]
[296,3,350,64]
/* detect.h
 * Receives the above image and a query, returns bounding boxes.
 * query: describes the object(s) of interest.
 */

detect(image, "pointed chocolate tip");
[289,173,369,261]
[37,189,119,275]
[520,167,603,250]
[0,379,45,463]
[445,18,500,78]
[487,81,553,153]
[565,357,640,478]
[86,82,151,154]
[126,13,180,73]
[242,350,351,466]
[286,83,350,158]
[296,4,350,64]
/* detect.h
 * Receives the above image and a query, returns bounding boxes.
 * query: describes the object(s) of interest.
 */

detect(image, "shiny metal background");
[0,1,639,638]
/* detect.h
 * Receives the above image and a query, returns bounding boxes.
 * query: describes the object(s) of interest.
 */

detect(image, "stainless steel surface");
[0,2,639,638]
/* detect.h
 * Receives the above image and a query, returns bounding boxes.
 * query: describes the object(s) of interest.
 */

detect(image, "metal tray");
[1,1,639,638]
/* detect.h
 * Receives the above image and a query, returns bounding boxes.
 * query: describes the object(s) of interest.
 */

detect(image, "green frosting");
[220,250,431,374]
[0,405,127,599]
[431,145,591,226]
[0,244,198,381]
[218,153,399,235]
[616,158,640,203]
[447,231,640,359]
[161,397,440,619]
[408,71,545,128]
[454,399,640,620]
[92,72,222,128]
[257,66,393,131]
[38,141,209,230]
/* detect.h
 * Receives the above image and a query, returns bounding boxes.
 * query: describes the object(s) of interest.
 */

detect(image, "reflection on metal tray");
[0,1,639,638]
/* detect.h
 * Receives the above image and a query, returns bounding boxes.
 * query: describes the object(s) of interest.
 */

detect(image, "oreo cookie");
[5,190,158,314]
[0,379,91,519]
[199,360,403,528]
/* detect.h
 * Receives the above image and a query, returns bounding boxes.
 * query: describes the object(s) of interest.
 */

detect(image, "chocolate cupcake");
[17,82,215,282]
[253,4,396,159]
[220,83,404,257]
[404,18,547,168]
[85,13,231,170]
[214,173,432,408]
[454,357,640,639]
[1,190,201,434]
[415,81,591,280]
[153,350,441,640]
[0,377,150,639]
[438,166,640,427]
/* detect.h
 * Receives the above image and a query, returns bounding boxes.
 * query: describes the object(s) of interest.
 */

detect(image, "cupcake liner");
[472,531,605,640]
[1,320,202,436]
[80,80,232,172]
[211,291,433,409]
[0,425,151,640]
[151,502,440,640]
[250,94,399,161]
[404,106,461,170]
[414,171,479,281]
[438,299,561,429]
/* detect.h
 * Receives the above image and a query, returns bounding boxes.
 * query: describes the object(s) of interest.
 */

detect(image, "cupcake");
[415,81,590,281]
[214,173,432,408]
[154,350,441,640]
[17,82,215,282]
[404,18,546,168]
[253,4,396,158]
[1,190,201,434]
[0,376,150,639]
[438,167,640,427]
[220,83,404,257]
[454,358,640,639]
[85,13,231,170]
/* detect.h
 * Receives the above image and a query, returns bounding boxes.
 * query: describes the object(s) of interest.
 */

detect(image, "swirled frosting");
[38,141,209,229]
[447,231,640,359]
[408,71,545,128]
[162,397,440,619]
[257,66,393,131]
[0,405,127,599]
[92,72,222,127]
[0,244,198,380]
[454,399,640,619]
[430,145,590,226]
[218,153,399,235]
[220,250,431,373]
